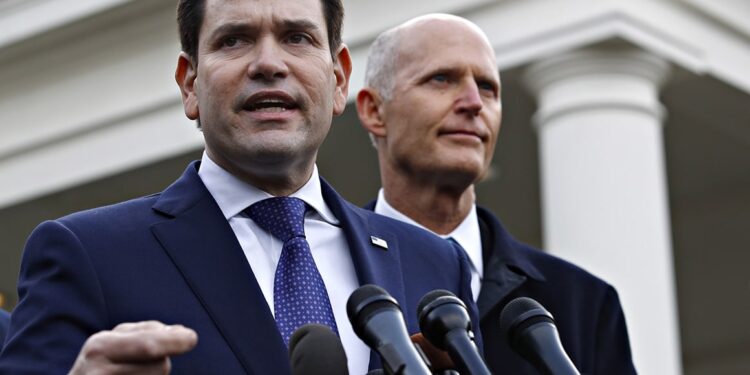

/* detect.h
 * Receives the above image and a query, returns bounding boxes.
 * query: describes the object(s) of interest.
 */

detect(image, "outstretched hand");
[68,321,198,375]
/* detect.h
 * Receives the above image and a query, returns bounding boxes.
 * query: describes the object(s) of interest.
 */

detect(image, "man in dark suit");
[0,1,477,374]
[0,309,9,346]
[356,14,637,374]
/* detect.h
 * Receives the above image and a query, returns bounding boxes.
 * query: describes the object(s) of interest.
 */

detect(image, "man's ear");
[356,88,387,139]
[175,52,199,120]
[332,44,352,116]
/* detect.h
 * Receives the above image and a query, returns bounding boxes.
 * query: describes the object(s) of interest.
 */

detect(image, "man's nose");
[455,80,483,116]
[247,37,289,81]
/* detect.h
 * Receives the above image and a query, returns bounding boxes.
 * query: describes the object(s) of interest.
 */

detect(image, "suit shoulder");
[514,240,616,293]
[478,206,614,291]
[46,193,164,235]
[355,205,445,240]
[350,205,459,256]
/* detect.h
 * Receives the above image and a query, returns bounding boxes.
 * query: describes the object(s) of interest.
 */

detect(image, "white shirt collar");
[374,189,483,278]
[197,152,339,225]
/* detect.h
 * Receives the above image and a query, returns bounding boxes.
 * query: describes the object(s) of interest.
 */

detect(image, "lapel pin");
[370,236,388,250]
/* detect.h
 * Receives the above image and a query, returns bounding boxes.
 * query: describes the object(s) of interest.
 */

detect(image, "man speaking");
[0,1,477,374]
[357,14,637,374]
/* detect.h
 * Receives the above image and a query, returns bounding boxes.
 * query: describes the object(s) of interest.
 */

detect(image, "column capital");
[523,45,671,126]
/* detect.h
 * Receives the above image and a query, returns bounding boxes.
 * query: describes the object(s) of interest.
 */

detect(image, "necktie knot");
[246,197,307,242]
[447,237,464,251]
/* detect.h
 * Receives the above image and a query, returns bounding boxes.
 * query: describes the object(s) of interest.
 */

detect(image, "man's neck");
[206,149,315,196]
[382,175,475,235]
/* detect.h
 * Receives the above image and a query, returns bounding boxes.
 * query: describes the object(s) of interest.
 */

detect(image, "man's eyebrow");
[419,66,458,78]
[207,19,320,40]
[208,23,257,40]
[279,19,320,33]
[477,73,500,85]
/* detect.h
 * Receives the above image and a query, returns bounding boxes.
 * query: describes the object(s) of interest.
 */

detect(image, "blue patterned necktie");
[245,197,338,345]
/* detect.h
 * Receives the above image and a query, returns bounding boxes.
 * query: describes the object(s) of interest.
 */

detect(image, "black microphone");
[289,324,349,375]
[346,284,431,375]
[499,297,580,375]
[417,290,491,375]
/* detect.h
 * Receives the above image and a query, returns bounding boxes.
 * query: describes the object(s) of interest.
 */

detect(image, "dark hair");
[177,0,344,62]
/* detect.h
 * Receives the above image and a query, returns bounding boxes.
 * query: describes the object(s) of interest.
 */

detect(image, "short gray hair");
[364,27,401,100]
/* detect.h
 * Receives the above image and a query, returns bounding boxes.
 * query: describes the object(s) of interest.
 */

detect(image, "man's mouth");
[439,129,485,140]
[243,91,299,112]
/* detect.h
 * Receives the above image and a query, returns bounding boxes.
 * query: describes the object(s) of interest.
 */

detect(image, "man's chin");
[244,145,299,163]
[434,149,485,173]
[411,160,484,188]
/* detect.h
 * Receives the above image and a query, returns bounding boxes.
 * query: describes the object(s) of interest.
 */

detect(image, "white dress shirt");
[374,189,484,301]
[198,153,369,375]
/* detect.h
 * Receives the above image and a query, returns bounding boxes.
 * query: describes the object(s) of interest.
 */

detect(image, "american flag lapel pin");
[370,236,388,250]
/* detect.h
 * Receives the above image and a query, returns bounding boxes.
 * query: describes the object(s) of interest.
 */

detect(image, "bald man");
[357,14,636,374]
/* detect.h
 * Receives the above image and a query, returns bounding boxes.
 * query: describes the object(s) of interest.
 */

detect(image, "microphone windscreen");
[498,297,554,344]
[417,289,453,317]
[289,324,349,375]
[416,289,471,350]
[410,333,455,371]
[346,284,400,337]
[499,297,582,375]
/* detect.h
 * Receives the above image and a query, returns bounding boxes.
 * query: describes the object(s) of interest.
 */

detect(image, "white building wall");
[0,0,203,209]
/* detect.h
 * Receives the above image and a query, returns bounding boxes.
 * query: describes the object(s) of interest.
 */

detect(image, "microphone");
[288,324,349,375]
[346,284,431,375]
[417,290,491,375]
[499,297,580,375]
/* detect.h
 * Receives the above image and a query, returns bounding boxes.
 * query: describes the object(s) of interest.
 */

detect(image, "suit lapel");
[321,180,407,370]
[151,162,288,375]
[321,180,407,304]
[476,207,545,321]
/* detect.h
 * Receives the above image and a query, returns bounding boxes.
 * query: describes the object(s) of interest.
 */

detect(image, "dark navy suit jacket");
[365,201,636,374]
[0,162,478,374]
[475,206,635,374]
[0,309,9,347]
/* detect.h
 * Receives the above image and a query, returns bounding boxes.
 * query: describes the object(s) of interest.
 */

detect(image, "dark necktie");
[245,197,338,345]
[447,237,465,252]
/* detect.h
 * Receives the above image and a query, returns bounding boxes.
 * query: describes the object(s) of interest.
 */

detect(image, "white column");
[523,46,682,375]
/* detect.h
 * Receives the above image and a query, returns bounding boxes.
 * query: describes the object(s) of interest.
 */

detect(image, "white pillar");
[523,46,682,375]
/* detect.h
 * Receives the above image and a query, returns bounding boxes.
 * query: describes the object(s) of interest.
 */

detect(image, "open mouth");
[243,92,299,113]
[246,99,296,112]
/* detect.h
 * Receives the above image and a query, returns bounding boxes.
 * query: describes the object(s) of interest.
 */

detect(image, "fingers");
[87,321,197,363]
[69,321,197,375]
[111,320,168,333]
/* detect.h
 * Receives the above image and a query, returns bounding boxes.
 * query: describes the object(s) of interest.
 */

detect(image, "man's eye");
[431,74,449,83]
[287,33,310,44]
[222,37,240,48]
[478,81,496,93]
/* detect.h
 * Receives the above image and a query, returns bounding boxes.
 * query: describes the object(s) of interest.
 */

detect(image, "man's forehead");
[401,18,490,48]
[400,14,485,35]
[201,0,325,31]
[395,21,497,74]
